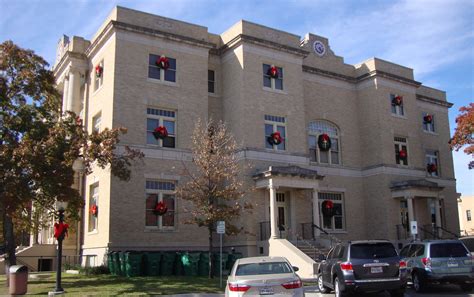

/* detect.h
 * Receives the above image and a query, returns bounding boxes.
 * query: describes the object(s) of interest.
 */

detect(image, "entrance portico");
[253,166,324,240]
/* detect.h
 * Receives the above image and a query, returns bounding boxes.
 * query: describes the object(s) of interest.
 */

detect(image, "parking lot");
[304,284,474,297]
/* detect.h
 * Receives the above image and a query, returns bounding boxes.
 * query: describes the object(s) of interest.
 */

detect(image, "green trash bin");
[145,252,162,276]
[227,252,243,270]
[198,252,210,276]
[119,252,126,276]
[125,252,143,277]
[107,252,115,275]
[212,252,228,276]
[181,252,200,276]
[161,252,176,276]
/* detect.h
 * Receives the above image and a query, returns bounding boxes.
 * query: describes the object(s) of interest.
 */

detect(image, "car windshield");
[235,262,292,276]
[430,243,469,258]
[350,243,398,259]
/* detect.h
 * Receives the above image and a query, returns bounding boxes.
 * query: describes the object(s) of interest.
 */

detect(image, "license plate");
[259,286,274,295]
[447,262,459,267]
[371,267,383,273]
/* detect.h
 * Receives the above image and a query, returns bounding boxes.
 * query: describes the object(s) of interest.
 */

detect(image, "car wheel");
[318,274,330,293]
[334,277,347,297]
[412,272,425,293]
[461,284,472,292]
[389,288,405,297]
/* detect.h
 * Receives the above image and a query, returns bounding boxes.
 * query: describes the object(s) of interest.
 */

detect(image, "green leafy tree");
[0,41,143,273]
[177,119,251,278]
[450,103,474,169]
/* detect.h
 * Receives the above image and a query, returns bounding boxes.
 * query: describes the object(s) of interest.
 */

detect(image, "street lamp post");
[54,208,67,293]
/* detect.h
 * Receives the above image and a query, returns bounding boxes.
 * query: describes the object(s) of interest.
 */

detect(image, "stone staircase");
[293,240,331,261]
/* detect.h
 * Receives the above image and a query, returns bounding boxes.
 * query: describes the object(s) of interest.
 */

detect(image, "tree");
[450,103,474,169]
[177,119,251,278]
[0,41,143,274]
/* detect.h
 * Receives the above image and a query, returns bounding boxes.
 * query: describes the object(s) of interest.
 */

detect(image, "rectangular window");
[263,64,283,90]
[422,112,435,133]
[145,180,176,229]
[92,112,101,132]
[394,137,408,166]
[425,150,439,177]
[264,114,286,150]
[467,210,472,222]
[390,94,404,116]
[318,192,345,231]
[146,108,176,148]
[148,54,177,83]
[94,60,104,91]
[208,70,215,93]
[88,183,99,232]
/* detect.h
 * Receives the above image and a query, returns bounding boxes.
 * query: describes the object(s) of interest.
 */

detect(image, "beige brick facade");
[53,6,458,265]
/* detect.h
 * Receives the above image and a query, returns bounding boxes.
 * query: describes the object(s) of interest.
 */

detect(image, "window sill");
[391,113,407,120]
[309,161,343,167]
[145,144,176,150]
[144,227,176,233]
[262,87,287,95]
[208,92,219,98]
[87,230,99,235]
[264,148,286,153]
[423,130,438,136]
[92,85,103,96]
[147,78,179,87]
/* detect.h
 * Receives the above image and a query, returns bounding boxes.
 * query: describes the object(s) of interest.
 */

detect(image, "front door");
[400,200,409,238]
[276,192,287,238]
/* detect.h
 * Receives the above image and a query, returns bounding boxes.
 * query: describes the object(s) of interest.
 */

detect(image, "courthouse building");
[49,6,459,276]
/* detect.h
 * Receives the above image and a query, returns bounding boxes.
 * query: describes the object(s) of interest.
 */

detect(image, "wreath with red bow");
[267,65,279,79]
[321,200,334,217]
[156,56,170,70]
[90,204,98,217]
[153,126,168,140]
[318,134,332,151]
[267,131,283,146]
[427,163,437,173]
[392,95,403,106]
[423,114,433,124]
[153,201,168,216]
[95,65,103,78]
[398,149,407,160]
[54,222,69,240]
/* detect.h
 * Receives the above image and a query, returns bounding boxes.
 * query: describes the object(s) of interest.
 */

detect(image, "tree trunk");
[3,211,16,286]
[208,224,214,279]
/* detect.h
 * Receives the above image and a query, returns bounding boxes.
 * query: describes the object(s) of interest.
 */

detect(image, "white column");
[62,77,69,114]
[435,196,443,238]
[66,69,82,114]
[312,188,320,238]
[407,196,416,239]
[269,182,278,239]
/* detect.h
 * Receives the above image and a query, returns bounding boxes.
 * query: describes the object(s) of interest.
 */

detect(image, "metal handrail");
[418,225,438,240]
[16,257,37,272]
[435,226,459,238]
[311,223,341,245]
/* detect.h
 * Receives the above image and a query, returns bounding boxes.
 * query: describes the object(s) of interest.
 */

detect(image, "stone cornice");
[416,94,453,108]
[302,65,356,83]
[219,34,309,57]
[53,51,87,76]
[357,70,422,87]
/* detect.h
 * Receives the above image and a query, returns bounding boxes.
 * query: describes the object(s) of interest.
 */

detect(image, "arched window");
[308,121,340,165]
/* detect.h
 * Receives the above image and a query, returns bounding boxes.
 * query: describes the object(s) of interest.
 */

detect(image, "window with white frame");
[263,64,283,90]
[88,183,99,232]
[318,192,345,231]
[146,108,176,148]
[425,150,439,177]
[148,54,177,82]
[145,180,176,229]
[394,136,408,166]
[308,121,340,165]
[264,115,286,150]
[94,60,104,92]
[390,94,404,116]
[422,112,435,133]
[467,210,472,222]
[208,70,215,93]
[92,112,101,133]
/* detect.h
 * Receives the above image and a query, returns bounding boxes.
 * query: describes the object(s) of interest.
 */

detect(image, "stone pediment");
[390,179,444,191]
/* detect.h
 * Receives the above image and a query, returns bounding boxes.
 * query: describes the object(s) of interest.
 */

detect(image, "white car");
[225,256,304,297]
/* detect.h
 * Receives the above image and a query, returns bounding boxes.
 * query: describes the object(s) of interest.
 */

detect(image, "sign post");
[216,221,225,288]
[410,221,418,241]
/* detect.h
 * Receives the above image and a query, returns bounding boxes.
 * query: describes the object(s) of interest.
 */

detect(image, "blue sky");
[1,0,473,195]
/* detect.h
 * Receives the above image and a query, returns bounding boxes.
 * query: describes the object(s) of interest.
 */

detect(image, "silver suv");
[400,240,474,293]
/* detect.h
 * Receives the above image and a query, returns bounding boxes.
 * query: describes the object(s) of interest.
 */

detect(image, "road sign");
[217,221,225,234]
[410,221,418,235]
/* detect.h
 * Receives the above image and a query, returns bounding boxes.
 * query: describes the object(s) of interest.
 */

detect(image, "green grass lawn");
[0,273,224,296]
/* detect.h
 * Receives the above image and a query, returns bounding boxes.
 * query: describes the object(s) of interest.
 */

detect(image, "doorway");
[276,192,287,238]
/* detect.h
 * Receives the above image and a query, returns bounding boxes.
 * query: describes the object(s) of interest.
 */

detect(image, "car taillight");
[281,279,302,289]
[228,283,251,292]
[340,262,353,271]
[399,260,407,269]
[421,257,431,267]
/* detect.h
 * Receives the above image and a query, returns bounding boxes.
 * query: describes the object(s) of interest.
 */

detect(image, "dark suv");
[317,240,407,297]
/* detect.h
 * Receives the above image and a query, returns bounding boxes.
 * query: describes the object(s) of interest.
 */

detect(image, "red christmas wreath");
[95,65,103,78]
[398,149,407,160]
[90,204,98,216]
[321,200,334,217]
[267,131,283,146]
[427,163,437,174]
[318,133,332,151]
[392,95,403,106]
[156,56,170,70]
[54,222,69,239]
[153,126,168,140]
[267,65,279,79]
[153,201,168,216]
[423,114,433,124]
